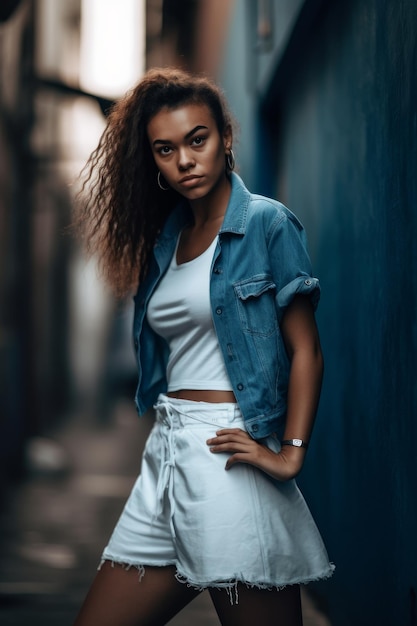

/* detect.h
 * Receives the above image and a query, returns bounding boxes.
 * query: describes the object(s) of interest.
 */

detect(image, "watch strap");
[281,438,308,449]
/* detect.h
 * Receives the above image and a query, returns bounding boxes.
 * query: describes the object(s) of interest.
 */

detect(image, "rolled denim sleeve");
[277,275,320,310]
[268,209,320,320]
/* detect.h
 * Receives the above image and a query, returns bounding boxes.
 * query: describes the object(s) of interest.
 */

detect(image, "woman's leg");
[209,584,303,626]
[74,562,201,626]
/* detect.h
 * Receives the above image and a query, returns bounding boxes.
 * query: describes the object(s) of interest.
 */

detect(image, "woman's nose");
[178,148,195,170]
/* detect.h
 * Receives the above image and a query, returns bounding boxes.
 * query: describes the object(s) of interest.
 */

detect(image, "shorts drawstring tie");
[153,399,178,539]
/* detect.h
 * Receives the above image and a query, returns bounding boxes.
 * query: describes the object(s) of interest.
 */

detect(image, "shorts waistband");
[154,394,243,429]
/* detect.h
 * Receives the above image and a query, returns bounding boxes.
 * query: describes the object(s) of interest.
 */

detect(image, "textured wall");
[263,1,417,624]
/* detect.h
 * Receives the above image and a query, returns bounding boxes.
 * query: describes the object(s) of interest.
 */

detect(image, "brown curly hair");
[75,67,235,297]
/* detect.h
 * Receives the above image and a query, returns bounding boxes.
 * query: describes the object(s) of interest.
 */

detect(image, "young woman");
[74,68,334,626]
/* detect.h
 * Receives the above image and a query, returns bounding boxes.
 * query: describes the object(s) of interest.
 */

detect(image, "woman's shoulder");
[231,174,298,221]
[247,192,304,232]
[228,174,305,237]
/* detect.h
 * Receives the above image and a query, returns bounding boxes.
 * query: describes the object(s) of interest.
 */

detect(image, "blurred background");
[0,1,416,624]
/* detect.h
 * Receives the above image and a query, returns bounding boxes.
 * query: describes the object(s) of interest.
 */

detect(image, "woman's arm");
[206,294,323,481]
[276,293,324,475]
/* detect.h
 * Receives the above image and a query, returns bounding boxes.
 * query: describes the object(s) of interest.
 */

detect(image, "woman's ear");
[223,124,233,151]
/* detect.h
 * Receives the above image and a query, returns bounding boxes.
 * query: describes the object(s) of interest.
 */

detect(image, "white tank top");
[147,234,233,392]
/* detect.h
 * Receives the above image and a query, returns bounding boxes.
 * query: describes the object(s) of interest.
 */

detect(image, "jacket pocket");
[233,275,278,337]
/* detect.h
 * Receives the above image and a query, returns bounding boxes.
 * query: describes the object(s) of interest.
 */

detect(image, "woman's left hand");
[206,428,305,482]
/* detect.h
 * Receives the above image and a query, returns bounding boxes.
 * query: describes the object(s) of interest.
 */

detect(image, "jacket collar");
[219,173,250,236]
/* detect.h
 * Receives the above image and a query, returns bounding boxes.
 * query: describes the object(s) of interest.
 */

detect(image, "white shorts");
[101,394,334,595]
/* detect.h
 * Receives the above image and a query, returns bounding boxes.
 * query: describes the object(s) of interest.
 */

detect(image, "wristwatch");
[281,439,308,449]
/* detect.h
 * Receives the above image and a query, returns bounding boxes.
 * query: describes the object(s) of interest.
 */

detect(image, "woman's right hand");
[207,428,306,482]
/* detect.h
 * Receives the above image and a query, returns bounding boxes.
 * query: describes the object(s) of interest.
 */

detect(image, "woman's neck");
[188,174,231,228]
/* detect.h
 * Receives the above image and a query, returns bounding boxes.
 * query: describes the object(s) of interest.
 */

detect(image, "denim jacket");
[133,173,320,439]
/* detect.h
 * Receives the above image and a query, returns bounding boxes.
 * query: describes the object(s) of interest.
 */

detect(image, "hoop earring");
[226,149,235,171]
[157,171,169,191]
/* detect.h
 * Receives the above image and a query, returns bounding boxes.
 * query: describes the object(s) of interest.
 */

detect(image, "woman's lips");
[178,175,202,186]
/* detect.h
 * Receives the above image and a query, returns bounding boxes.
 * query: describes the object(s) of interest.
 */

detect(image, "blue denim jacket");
[133,173,320,439]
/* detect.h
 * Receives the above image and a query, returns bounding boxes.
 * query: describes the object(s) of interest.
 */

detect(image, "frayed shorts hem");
[97,557,335,604]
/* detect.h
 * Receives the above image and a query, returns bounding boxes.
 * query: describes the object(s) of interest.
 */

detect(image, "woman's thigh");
[209,584,303,626]
[73,562,201,626]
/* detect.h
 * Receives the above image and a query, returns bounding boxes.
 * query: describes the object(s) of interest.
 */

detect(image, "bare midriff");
[167,389,237,403]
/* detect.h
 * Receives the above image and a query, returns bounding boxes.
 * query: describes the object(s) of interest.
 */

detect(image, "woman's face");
[147,102,231,202]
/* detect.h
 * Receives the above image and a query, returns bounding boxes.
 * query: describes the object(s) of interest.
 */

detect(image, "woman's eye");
[191,136,206,146]
[158,146,172,155]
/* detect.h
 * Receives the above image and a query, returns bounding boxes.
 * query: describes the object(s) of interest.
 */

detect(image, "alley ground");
[0,399,331,625]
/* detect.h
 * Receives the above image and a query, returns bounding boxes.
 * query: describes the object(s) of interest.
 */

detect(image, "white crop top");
[146,235,233,392]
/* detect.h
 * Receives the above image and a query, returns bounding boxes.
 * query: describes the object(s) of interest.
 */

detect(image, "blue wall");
[220,1,417,624]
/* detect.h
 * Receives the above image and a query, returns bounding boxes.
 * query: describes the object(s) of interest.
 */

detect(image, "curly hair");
[74,67,235,297]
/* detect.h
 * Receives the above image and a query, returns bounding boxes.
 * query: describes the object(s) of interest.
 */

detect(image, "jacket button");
[237,383,244,391]
[304,279,312,286]
[252,424,259,432]
[216,307,222,315]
